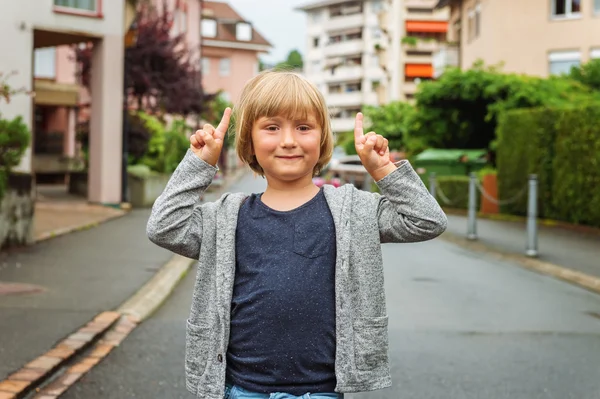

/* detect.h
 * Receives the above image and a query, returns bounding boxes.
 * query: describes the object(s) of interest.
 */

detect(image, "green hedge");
[497,102,600,227]
[434,176,476,210]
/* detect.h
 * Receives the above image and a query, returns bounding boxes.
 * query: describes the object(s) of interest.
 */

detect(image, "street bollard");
[467,172,477,240]
[429,173,437,199]
[526,174,539,257]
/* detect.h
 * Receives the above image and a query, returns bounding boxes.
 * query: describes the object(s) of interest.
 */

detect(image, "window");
[467,8,475,40]
[311,60,321,73]
[34,48,56,79]
[372,81,381,92]
[549,51,581,75]
[219,58,231,76]
[54,0,96,12]
[202,19,217,37]
[371,0,384,13]
[595,0,600,13]
[236,22,252,41]
[173,9,187,35]
[590,48,600,59]
[310,11,323,23]
[551,0,581,18]
[373,27,382,39]
[313,37,320,48]
[202,58,210,75]
[346,82,362,92]
[475,3,481,37]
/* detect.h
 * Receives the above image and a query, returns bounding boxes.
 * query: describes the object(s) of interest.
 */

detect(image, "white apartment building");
[299,0,449,133]
[298,0,388,134]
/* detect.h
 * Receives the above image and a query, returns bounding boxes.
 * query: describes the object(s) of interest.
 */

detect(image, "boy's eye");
[266,125,279,131]
[298,125,311,131]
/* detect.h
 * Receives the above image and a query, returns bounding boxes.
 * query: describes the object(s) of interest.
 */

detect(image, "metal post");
[526,174,539,257]
[429,172,437,198]
[467,172,477,240]
[121,49,129,204]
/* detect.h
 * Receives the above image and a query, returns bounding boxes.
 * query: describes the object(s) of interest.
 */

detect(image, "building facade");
[200,1,272,104]
[299,0,449,134]
[434,0,600,77]
[299,0,389,134]
[0,0,140,205]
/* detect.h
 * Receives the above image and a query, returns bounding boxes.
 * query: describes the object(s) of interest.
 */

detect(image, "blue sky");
[227,0,310,64]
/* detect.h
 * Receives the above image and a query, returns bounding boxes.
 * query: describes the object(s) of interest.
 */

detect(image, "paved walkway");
[445,214,600,279]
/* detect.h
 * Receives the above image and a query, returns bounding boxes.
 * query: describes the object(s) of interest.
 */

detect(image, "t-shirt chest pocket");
[293,218,334,259]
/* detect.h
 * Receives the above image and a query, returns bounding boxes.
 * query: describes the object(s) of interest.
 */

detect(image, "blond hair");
[234,70,334,176]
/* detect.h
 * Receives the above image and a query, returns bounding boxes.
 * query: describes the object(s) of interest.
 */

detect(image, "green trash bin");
[413,148,489,184]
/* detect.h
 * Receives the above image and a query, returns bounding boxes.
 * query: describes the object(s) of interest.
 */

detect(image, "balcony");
[378,9,390,30]
[402,39,440,52]
[406,7,449,21]
[326,13,365,32]
[405,0,438,8]
[404,52,432,64]
[378,49,389,69]
[325,65,364,82]
[405,20,448,35]
[404,81,418,96]
[331,117,356,133]
[324,40,365,57]
[327,92,363,107]
[432,44,459,78]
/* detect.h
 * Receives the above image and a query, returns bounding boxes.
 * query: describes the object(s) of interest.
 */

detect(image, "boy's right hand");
[190,107,232,167]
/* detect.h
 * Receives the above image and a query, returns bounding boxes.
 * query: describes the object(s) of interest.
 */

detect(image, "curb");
[34,212,126,244]
[440,232,600,296]
[441,207,600,237]
[0,311,121,399]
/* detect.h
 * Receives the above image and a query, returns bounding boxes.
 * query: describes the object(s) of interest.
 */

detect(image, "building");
[434,0,600,77]
[298,0,449,134]
[379,0,449,101]
[298,0,388,134]
[0,0,139,205]
[200,1,272,104]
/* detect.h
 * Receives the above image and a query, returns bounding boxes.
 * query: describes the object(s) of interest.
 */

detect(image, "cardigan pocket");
[185,319,211,380]
[353,316,389,371]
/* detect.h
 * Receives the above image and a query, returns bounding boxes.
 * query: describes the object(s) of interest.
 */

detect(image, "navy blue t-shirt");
[226,189,337,395]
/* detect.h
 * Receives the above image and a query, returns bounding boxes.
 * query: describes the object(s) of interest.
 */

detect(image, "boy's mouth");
[276,155,303,159]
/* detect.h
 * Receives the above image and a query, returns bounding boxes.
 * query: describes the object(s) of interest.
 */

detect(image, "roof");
[295,0,349,12]
[202,1,272,48]
[414,148,488,163]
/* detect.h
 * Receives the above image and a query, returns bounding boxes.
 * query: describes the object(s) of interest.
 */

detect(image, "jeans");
[224,383,344,399]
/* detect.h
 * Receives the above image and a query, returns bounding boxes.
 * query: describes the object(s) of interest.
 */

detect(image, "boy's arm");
[373,161,448,243]
[146,149,217,259]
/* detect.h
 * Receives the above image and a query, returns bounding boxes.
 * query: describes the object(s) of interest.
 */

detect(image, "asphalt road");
[61,174,600,399]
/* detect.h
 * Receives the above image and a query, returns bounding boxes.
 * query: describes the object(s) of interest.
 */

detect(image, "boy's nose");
[281,129,296,147]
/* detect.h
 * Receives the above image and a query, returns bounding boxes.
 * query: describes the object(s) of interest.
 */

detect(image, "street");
[54,173,600,399]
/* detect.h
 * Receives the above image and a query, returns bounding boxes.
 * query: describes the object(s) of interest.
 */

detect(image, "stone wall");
[0,173,35,250]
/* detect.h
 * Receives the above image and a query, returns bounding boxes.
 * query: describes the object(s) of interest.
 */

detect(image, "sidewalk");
[0,168,250,382]
[444,214,600,280]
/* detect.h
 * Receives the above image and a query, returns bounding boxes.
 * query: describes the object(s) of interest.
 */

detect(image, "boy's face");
[251,113,321,184]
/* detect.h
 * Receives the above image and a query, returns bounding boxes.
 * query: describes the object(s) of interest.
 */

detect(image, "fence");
[429,172,539,257]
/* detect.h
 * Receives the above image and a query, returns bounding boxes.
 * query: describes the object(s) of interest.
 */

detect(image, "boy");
[147,70,447,399]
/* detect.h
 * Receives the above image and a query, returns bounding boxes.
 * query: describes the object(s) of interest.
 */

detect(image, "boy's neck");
[261,176,321,212]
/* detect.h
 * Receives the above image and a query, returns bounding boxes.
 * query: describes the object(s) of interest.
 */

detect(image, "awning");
[405,21,449,33]
[34,80,79,107]
[405,64,433,78]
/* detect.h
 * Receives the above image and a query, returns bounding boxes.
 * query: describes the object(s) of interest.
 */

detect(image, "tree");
[275,49,303,70]
[75,1,214,116]
[570,58,600,91]
[412,61,593,150]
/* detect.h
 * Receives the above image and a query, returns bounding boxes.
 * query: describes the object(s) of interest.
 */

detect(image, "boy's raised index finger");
[216,107,232,136]
[354,112,364,140]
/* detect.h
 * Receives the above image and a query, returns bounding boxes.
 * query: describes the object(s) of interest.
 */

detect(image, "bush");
[434,175,475,210]
[550,103,600,227]
[496,101,600,227]
[496,107,558,217]
[0,114,30,197]
[136,113,190,174]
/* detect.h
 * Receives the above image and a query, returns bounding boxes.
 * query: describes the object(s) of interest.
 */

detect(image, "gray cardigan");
[147,150,447,398]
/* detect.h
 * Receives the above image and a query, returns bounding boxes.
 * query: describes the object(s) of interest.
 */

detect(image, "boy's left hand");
[354,113,396,181]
